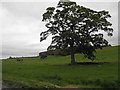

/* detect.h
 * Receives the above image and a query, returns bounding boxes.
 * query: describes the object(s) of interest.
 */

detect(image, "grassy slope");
[0,60,1,80]
[2,46,119,88]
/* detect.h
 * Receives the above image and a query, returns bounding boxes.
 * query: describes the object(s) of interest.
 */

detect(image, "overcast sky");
[0,0,119,59]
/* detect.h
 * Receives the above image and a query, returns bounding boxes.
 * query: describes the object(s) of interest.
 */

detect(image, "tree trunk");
[70,46,76,65]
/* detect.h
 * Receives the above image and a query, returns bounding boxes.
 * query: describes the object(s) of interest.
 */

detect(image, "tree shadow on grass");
[52,62,110,67]
[68,62,110,66]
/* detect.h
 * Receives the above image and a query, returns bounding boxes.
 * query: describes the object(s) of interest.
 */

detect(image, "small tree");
[40,0,113,64]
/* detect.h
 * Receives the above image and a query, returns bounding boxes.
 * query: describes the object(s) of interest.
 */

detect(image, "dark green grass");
[0,60,1,80]
[2,46,119,88]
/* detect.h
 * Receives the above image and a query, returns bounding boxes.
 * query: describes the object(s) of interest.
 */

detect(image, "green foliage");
[47,48,70,56]
[40,1,113,61]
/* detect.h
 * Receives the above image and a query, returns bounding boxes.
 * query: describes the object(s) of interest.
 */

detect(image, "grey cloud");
[1,2,57,19]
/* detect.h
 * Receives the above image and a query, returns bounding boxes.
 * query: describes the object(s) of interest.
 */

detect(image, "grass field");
[0,60,1,80]
[2,46,119,88]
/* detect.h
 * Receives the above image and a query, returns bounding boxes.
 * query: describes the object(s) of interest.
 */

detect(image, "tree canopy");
[40,0,113,64]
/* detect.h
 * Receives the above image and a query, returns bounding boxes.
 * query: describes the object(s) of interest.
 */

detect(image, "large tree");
[40,0,113,64]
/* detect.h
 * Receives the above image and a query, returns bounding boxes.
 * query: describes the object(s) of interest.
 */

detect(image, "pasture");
[2,46,119,88]
[0,60,1,80]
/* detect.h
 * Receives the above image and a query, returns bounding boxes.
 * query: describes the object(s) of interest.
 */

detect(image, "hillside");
[2,46,119,88]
